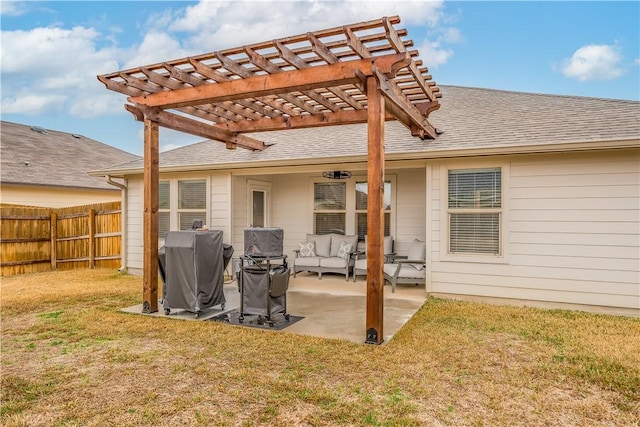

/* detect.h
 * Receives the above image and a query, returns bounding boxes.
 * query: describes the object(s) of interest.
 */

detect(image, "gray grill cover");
[162,230,226,313]
[240,264,288,317]
[244,227,284,257]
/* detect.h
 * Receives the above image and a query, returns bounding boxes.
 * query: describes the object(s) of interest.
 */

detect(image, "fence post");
[89,209,95,268]
[50,212,57,270]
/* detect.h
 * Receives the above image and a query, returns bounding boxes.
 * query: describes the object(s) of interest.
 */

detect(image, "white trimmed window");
[178,179,207,230]
[313,182,346,234]
[158,181,171,239]
[448,168,502,255]
[158,178,208,241]
[311,177,395,238]
[355,181,391,242]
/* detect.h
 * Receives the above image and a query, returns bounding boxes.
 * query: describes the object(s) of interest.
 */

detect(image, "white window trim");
[439,162,510,264]
[310,178,348,234]
[308,174,396,238]
[156,176,210,245]
[353,175,396,242]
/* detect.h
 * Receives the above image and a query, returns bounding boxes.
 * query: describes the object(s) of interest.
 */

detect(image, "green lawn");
[2,269,638,426]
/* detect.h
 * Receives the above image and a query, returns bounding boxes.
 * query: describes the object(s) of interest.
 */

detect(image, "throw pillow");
[298,241,316,257]
[337,240,352,260]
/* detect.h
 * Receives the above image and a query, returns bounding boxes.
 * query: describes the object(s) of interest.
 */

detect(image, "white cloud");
[1,25,124,117]
[1,0,457,120]
[0,0,26,16]
[1,94,68,115]
[171,0,447,52]
[122,30,188,69]
[561,44,623,81]
[416,39,453,69]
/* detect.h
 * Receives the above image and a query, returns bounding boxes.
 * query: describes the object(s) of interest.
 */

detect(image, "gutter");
[105,175,128,273]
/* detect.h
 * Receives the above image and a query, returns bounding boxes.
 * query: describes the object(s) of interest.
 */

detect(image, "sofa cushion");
[320,257,348,268]
[354,258,367,270]
[337,241,352,260]
[384,235,394,255]
[407,239,426,261]
[298,241,316,257]
[307,234,331,258]
[295,256,321,267]
[363,235,394,255]
[330,234,358,257]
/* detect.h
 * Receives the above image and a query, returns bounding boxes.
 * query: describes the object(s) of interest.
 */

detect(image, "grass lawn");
[1,269,639,426]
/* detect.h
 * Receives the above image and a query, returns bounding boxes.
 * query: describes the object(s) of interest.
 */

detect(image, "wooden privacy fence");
[0,201,122,276]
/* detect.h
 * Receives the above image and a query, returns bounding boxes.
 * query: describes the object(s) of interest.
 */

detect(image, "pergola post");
[365,75,385,345]
[142,117,159,313]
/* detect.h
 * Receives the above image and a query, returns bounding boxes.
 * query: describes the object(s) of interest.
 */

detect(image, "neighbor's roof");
[1,121,140,190]
[92,85,640,176]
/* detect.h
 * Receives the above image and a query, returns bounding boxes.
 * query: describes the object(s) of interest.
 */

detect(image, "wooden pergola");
[98,16,441,345]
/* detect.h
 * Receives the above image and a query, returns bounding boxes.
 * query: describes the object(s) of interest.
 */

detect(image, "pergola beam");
[373,69,438,139]
[125,105,266,151]
[128,53,411,109]
[222,109,396,133]
[186,58,287,118]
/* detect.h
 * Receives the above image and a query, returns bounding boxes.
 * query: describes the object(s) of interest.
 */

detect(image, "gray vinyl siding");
[429,149,640,311]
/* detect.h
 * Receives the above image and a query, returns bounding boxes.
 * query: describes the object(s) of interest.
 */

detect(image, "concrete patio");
[122,272,426,345]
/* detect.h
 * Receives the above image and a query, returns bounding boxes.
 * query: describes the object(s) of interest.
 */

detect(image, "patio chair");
[383,239,426,293]
[352,235,394,282]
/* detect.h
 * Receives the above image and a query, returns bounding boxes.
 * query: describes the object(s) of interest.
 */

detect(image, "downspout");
[106,175,128,272]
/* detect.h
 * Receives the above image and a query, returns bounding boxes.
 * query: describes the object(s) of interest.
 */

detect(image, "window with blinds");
[178,180,206,230]
[448,168,501,255]
[314,182,346,234]
[355,181,391,241]
[158,181,170,239]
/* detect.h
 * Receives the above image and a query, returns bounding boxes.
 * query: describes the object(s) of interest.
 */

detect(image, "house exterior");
[91,86,640,316]
[1,121,139,208]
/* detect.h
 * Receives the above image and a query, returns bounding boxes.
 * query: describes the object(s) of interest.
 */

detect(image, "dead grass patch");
[1,269,639,426]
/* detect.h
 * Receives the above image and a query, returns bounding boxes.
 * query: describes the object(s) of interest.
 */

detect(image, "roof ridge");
[439,84,640,103]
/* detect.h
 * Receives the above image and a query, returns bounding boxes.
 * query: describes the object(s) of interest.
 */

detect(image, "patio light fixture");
[322,170,352,179]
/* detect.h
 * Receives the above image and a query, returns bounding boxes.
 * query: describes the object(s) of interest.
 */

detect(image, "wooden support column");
[365,74,385,345]
[142,117,159,313]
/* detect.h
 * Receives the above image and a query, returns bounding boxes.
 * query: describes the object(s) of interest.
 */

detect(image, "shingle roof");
[93,85,640,175]
[1,121,140,190]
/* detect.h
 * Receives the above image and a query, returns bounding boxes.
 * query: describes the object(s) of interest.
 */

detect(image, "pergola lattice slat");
[99,15,441,147]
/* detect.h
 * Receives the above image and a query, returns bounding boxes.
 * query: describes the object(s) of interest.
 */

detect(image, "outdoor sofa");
[293,233,359,280]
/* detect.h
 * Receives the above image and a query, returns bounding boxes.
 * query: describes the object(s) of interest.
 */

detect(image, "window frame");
[440,163,509,264]
[156,176,210,244]
[309,175,396,239]
[312,180,347,235]
[354,180,393,242]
